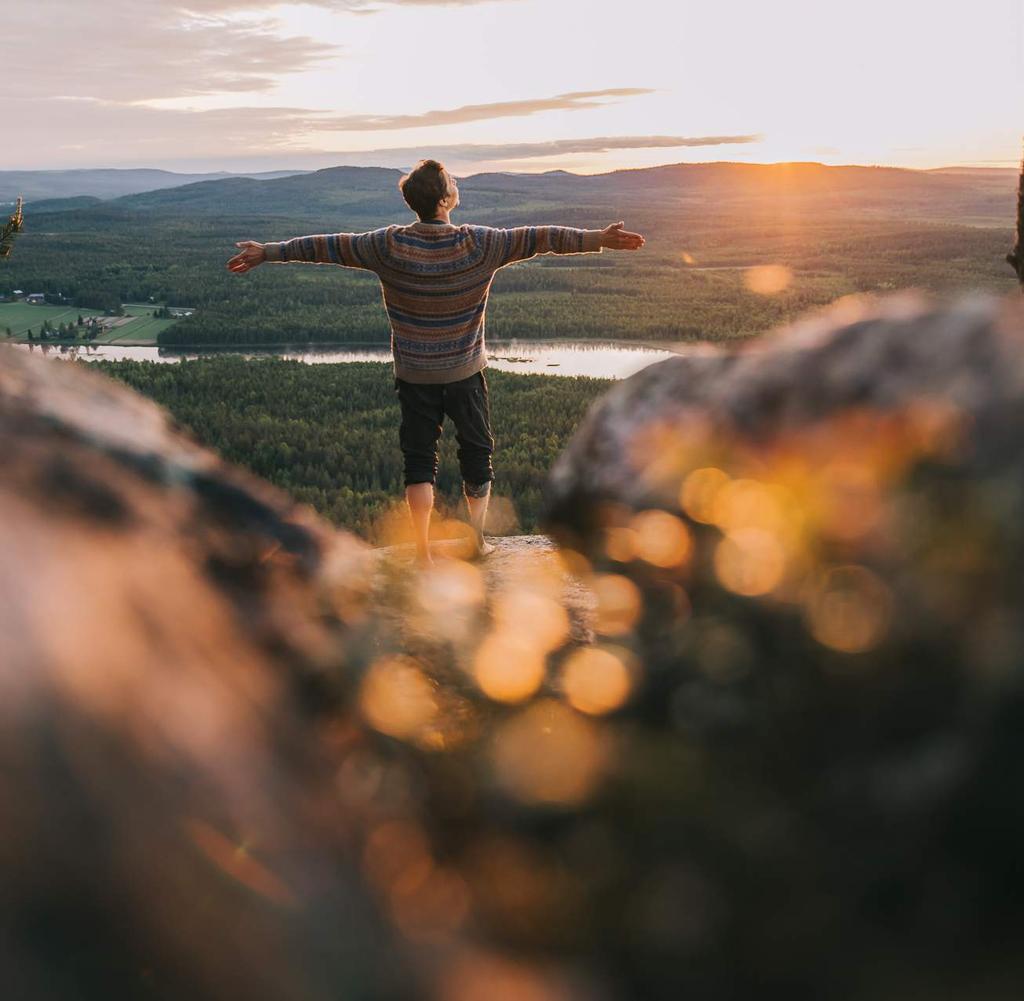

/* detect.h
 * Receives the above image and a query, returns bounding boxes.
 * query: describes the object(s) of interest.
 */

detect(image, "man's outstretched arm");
[226,230,385,274]
[488,221,645,268]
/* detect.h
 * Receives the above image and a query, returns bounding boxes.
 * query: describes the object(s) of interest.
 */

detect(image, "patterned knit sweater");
[263,221,604,383]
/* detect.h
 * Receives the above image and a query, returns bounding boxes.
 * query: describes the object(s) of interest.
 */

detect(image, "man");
[227,158,645,565]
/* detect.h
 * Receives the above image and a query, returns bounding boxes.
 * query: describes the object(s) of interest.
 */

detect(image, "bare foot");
[471,537,496,560]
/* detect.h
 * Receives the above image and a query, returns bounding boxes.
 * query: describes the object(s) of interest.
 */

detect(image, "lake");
[12,339,692,380]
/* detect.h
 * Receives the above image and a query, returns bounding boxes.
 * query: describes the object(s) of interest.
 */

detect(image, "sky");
[6,0,1023,175]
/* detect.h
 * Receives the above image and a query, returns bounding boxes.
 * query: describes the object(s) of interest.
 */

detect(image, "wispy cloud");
[361,134,763,163]
[310,89,656,132]
[5,91,759,171]
[182,0,519,7]
[6,2,337,102]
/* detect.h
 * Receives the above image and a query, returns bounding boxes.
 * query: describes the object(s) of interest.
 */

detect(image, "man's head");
[398,159,459,220]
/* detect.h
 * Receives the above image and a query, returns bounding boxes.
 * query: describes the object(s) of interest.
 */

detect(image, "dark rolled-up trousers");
[395,370,495,493]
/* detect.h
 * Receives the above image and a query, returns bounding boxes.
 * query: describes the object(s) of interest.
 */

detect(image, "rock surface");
[0,345,601,1001]
[8,290,1024,1001]
[543,293,1024,998]
[0,346,404,1000]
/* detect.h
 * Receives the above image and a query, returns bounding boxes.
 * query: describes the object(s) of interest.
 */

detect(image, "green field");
[0,301,183,345]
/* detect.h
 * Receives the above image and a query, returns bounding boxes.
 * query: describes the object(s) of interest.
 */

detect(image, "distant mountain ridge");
[0,168,309,204]
[97,161,1017,226]
[10,161,1016,228]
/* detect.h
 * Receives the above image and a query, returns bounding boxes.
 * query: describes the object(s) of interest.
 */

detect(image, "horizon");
[4,159,1020,183]
[7,0,1022,175]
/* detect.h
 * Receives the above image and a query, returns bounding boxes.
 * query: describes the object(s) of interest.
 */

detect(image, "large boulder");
[543,293,1024,999]
[0,346,406,1000]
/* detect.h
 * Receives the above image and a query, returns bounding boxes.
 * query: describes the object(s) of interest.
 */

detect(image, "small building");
[26,293,46,304]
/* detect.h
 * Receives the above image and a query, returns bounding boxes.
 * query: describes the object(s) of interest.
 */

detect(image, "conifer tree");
[0,198,23,260]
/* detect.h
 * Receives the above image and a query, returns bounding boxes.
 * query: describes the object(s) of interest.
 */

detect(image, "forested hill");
[109,161,1016,225]
[2,161,1016,349]
[1,168,309,205]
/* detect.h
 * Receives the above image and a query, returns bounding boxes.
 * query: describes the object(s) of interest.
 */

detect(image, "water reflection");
[12,339,682,380]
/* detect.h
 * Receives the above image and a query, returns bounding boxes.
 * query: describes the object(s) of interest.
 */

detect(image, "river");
[13,339,692,380]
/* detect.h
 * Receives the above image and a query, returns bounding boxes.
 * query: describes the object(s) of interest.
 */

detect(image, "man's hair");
[398,159,456,220]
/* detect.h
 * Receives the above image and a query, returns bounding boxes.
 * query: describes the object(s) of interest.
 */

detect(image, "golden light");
[464,836,559,929]
[437,517,478,545]
[745,264,793,295]
[561,645,633,715]
[359,655,437,742]
[713,527,786,597]
[680,467,730,524]
[363,820,433,893]
[491,699,606,806]
[805,565,892,654]
[491,588,570,654]
[363,819,470,941]
[630,510,693,568]
[472,630,547,704]
[681,251,697,266]
[591,573,643,636]
[439,949,571,1001]
[816,460,883,540]
[185,820,294,907]
[633,423,691,491]
[710,478,795,539]
[604,525,640,563]
[389,865,470,942]
[374,501,417,547]
[416,559,485,612]
[557,547,592,579]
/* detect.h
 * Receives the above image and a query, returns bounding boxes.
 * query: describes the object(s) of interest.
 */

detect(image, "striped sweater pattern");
[263,222,604,383]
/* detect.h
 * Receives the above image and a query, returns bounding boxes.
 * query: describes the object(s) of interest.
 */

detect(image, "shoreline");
[7,336,748,353]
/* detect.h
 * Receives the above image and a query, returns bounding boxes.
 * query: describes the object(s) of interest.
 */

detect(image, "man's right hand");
[227,241,267,274]
[600,222,645,251]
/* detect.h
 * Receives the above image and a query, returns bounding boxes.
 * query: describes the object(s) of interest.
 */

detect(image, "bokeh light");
[804,565,892,654]
[630,510,693,568]
[713,528,787,597]
[680,467,730,524]
[491,588,570,654]
[561,645,633,715]
[359,655,437,742]
[815,460,883,540]
[472,631,547,704]
[604,525,640,563]
[491,699,606,805]
[438,949,573,1001]
[591,573,643,636]
[745,264,794,295]
[710,478,791,537]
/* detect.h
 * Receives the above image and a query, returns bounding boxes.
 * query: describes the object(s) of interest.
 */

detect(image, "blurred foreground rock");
[545,293,1024,999]
[8,291,1024,1001]
[0,346,404,1000]
[0,346,602,1001]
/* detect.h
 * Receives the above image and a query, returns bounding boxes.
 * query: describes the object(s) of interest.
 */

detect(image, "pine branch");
[1009,144,1023,286]
[0,197,24,260]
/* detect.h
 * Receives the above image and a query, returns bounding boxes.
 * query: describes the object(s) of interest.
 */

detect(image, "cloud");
[3,92,761,171]
[380,135,763,162]
[175,0,517,6]
[309,89,655,132]
[5,2,337,102]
